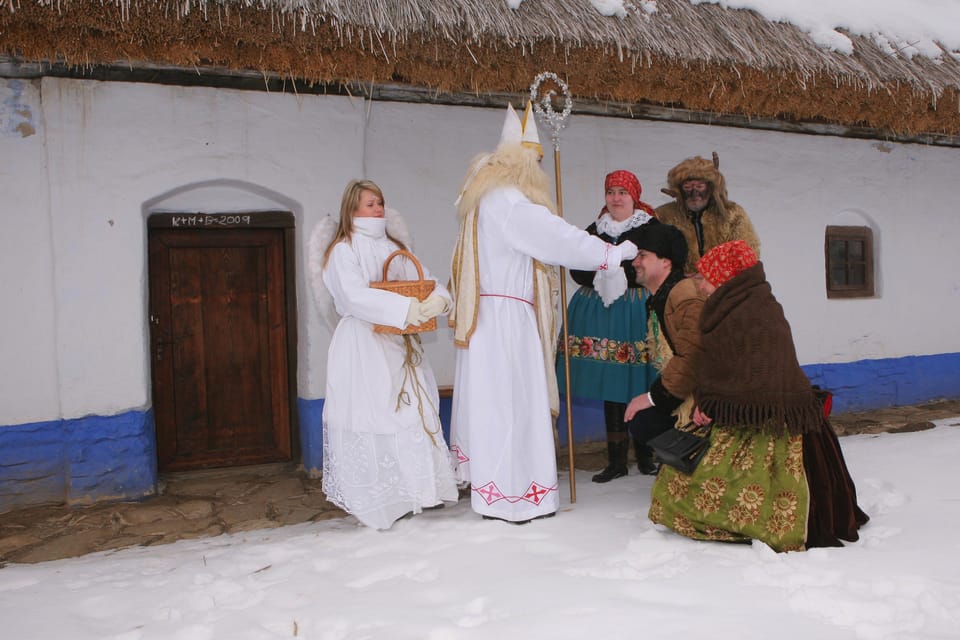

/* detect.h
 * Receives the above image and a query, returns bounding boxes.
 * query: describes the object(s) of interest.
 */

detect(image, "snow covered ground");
[2,419,959,640]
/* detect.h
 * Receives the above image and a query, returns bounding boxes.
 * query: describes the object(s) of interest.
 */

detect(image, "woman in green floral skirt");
[649,240,868,552]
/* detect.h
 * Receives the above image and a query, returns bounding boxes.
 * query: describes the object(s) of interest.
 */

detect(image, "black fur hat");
[634,223,688,272]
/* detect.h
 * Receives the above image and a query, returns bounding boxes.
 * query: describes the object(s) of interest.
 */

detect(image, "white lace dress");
[319,218,458,529]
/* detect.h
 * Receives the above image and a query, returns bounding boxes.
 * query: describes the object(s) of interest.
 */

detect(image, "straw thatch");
[4,0,960,140]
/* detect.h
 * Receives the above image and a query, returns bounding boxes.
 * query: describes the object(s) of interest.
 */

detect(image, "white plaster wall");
[544,116,960,365]
[675,129,960,363]
[3,75,959,425]
[38,77,367,419]
[0,79,61,424]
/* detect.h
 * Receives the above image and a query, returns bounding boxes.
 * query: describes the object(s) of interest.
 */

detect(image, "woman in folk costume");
[558,170,661,483]
[308,179,458,530]
[449,103,639,523]
[649,240,868,551]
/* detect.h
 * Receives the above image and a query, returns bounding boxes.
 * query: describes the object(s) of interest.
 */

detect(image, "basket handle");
[380,249,425,282]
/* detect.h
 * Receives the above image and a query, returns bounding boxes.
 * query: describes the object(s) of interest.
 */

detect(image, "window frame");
[824,225,875,299]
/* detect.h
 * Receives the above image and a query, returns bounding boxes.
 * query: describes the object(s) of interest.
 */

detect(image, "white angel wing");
[384,206,413,251]
[307,215,341,331]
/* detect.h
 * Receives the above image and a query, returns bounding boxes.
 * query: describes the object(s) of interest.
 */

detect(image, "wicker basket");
[370,249,437,334]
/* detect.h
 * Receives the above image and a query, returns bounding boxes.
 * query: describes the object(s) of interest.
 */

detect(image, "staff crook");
[530,72,576,503]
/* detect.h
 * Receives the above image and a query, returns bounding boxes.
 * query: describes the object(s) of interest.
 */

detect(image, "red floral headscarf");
[605,170,641,204]
[697,240,758,287]
[603,170,655,216]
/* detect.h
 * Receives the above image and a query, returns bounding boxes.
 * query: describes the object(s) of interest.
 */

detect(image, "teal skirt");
[556,286,655,404]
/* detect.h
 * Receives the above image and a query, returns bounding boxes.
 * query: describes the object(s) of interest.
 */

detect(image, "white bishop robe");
[451,187,631,522]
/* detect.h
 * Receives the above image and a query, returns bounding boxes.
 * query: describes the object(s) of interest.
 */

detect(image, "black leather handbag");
[647,422,711,475]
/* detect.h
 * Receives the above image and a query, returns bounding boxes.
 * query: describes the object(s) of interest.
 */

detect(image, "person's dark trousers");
[626,406,677,473]
[591,401,630,483]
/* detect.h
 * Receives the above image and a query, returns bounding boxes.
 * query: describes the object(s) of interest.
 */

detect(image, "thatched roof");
[4,0,960,141]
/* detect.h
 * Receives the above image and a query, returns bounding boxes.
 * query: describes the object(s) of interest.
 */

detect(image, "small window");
[825,225,874,299]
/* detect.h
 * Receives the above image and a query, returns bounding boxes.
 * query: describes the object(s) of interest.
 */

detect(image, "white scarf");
[352,216,386,238]
[596,209,652,240]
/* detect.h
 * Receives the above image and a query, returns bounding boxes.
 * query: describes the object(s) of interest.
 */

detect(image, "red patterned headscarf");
[603,170,655,216]
[605,170,641,204]
[697,240,758,287]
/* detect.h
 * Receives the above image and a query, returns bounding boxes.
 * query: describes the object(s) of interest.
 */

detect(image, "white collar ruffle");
[596,209,652,239]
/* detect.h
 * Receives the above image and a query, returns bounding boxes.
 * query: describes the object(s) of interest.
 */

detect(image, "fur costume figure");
[654,152,760,274]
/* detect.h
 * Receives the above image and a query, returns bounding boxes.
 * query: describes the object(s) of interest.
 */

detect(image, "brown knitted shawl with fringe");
[696,262,823,435]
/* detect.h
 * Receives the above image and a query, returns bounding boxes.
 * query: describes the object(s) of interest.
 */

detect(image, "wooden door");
[148,213,296,471]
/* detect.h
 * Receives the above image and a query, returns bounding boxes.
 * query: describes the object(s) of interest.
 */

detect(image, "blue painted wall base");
[3,352,957,511]
[297,398,324,476]
[297,396,456,477]
[554,352,960,442]
[0,409,157,513]
[803,352,960,413]
[554,395,608,448]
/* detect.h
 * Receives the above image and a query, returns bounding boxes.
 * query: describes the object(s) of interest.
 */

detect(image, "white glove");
[593,267,629,307]
[419,293,448,320]
[615,240,639,263]
[404,298,427,327]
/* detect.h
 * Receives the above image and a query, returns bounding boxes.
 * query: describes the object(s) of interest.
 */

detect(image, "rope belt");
[395,334,442,448]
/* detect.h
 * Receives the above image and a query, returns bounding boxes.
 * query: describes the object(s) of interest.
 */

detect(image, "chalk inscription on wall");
[171,214,254,227]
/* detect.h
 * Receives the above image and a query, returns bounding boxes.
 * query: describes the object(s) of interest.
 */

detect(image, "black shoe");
[483,512,556,525]
[638,458,660,476]
[634,441,659,476]
[591,465,628,483]
[516,512,557,525]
